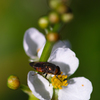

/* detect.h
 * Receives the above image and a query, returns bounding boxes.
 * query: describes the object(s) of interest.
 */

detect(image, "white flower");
[23,28,71,61]
[23,28,93,100]
[23,28,46,60]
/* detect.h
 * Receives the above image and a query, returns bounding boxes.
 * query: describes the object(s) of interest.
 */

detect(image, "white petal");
[27,71,53,100]
[23,28,46,58]
[58,77,93,100]
[37,43,45,58]
[52,40,71,52]
[48,48,79,76]
[38,40,71,58]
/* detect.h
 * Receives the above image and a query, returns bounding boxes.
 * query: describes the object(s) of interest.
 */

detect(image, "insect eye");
[29,62,34,67]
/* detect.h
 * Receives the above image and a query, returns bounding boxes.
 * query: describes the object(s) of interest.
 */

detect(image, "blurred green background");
[0,0,99,100]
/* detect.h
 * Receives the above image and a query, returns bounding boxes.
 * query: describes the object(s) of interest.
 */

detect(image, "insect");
[29,62,61,77]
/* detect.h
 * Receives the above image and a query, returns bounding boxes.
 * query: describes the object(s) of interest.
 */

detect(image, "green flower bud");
[7,75,20,90]
[56,4,67,14]
[49,12,59,24]
[38,17,49,29]
[49,0,61,9]
[46,32,60,42]
[61,13,73,23]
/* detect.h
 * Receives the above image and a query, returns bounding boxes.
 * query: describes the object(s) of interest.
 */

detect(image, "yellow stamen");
[37,48,40,53]
[51,72,68,89]
[82,84,84,86]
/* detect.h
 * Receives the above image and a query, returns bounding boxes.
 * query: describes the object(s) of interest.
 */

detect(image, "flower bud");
[61,13,73,23]
[7,75,20,90]
[38,16,49,29]
[56,4,67,14]
[46,32,59,42]
[48,12,59,24]
[49,0,60,9]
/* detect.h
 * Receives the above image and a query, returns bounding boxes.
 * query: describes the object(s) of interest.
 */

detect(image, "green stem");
[20,84,39,100]
[51,88,59,100]
[53,22,65,33]
[28,94,39,100]
[20,84,32,95]
[39,40,55,62]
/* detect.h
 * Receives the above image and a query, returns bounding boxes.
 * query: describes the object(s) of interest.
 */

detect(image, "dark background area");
[0,0,99,99]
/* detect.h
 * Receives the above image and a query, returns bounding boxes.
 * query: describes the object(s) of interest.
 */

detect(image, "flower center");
[51,72,68,89]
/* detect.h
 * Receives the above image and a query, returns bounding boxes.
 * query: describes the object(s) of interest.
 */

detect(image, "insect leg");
[45,74,48,78]
[56,76,62,82]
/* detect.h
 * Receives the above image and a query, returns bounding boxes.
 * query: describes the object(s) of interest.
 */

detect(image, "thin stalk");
[20,84,39,100]
[39,40,55,62]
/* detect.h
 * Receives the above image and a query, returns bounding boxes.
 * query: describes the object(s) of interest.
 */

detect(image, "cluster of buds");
[38,0,73,43]
[38,0,73,30]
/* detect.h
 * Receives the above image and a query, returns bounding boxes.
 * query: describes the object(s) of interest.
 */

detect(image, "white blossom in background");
[23,28,71,61]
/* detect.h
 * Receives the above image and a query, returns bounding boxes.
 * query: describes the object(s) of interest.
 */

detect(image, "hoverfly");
[29,62,61,77]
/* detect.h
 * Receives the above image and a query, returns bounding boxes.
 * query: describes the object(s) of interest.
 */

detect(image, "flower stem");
[53,22,65,33]
[28,94,39,100]
[39,40,55,62]
[20,84,32,95]
[20,84,39,100]
[51,88,58,100]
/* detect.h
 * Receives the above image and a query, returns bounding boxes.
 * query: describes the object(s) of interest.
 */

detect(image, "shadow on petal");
[26,34,38,56]
[50,61,71,76]
[68,78,75,84]
[29,72,51,100]
[63,78,75,89]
